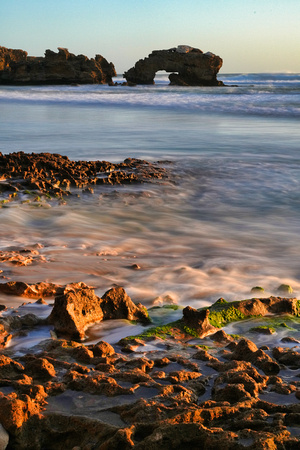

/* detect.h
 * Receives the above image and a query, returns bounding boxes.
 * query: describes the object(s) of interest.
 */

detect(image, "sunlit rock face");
[0,46,116,85]
[124,45,223,86]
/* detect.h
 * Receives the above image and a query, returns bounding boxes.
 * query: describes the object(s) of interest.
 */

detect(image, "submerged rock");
[0,46,116,85]
[124,45,223,86]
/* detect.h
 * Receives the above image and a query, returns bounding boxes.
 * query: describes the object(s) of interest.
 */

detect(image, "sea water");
[0,73,300,344]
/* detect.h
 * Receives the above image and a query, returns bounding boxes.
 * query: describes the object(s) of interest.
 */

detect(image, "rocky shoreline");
[0,152,171,205]
[0,153,299,449]
[0,280,299,449]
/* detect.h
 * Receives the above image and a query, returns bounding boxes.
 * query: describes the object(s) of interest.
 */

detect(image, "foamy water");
[1,73,300,345]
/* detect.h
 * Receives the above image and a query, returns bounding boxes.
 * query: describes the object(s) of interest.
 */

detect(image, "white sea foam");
[0,73,299,117]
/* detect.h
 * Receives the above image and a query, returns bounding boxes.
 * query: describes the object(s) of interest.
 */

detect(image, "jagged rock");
[49,285,150,340]
[90,340,115,357]
[0,152,170,201]
[100,286,150,324]
[124,45,223,86]
[49,286,104,340]
[212,368,267,403]
[0,281,60,298]
[0,355,24,380]
[23,357,56,380]
[229,339,280,375]
[0,393,42,432]
[272,347,300,368]
[0,46,116,85]
[183,307,217,337]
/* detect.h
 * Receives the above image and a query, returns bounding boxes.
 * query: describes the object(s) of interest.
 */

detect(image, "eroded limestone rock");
[124,45,223,86]
[49,285,150,340]
[0,46,116,85]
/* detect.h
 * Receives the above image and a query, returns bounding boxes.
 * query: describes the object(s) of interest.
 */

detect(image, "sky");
[1,0,300,74]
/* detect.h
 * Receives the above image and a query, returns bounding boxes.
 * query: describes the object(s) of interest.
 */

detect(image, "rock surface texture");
[0,46,116,85]
[124,45,223,86]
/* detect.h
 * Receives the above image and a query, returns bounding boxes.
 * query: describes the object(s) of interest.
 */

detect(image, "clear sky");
[1,0,300,74]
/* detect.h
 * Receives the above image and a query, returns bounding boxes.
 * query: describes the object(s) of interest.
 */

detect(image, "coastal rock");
[0,355,24,380]
[49,286,103,340]
[229,339,280,375]
[49,285,150,339]
[91,340,115,357]
[0,152,170,201]
[0,46,116,85]
[0,280,60,298]
[101,286,150,323]
[183,307,218,337]
[124,45,223,86]
[272,347,300,368]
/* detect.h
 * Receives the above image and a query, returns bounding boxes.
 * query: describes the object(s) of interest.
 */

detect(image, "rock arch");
[124,45,223,86]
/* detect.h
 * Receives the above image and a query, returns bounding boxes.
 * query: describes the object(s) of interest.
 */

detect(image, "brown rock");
[183,307,218,338]
[229,339,280,375]
[49,285,150,340]
[71,346,94,363]
[124,46,223,86]
[49,286,103,340]
[167,371,202,384]
[212,383,252,403]
[0,46,116,85]
[91,340,115,357]
[0,280,60,297]
[272,347,300,368]
[124,357,154,373]
[213,369,266,402]
[0,393,42,432]
[210,329,233,343]
[24,357,56,380]
[100,286,150,323]
[133,423,239,450]
[154,357,170,367]
[0,355,24,380]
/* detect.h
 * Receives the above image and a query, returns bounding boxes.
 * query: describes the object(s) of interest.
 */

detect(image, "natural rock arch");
[124,45,223,86]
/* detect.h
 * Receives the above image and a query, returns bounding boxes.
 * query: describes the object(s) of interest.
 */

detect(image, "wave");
[0,74,300,118]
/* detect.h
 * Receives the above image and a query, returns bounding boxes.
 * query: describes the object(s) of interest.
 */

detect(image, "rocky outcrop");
[0,46,116,85]
[124,45,223,86]
[183,307,217,337]
[0,152,170,201]
[49,285,150,339]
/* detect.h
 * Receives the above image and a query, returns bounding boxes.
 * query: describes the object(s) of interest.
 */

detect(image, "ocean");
[1,72,300,345]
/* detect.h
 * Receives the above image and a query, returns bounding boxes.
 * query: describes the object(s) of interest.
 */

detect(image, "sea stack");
[124,45,223,86]
[0,46,116,85]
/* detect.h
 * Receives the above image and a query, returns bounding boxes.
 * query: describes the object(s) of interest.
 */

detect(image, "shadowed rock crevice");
[124,45,223,86]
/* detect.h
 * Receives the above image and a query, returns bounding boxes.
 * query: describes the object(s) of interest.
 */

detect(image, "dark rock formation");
[183,306,218,337]
[0,152,170,201]
[49,285,150,340]
[0,46,116,85]
[124,45,223,86]
[49,286,103,340]
[229,338,280,375]
[101,286,150,323]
